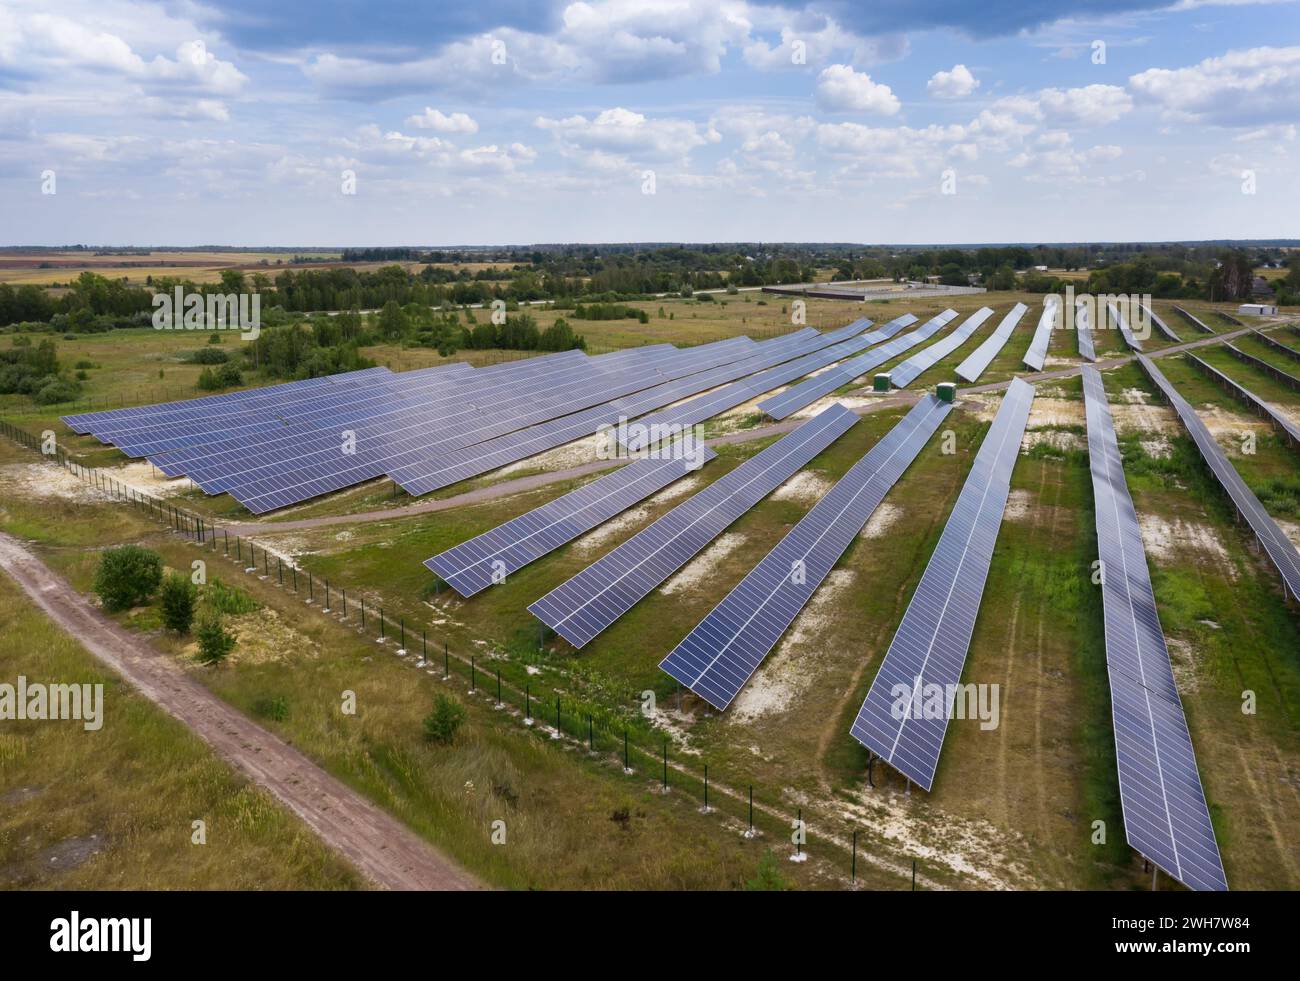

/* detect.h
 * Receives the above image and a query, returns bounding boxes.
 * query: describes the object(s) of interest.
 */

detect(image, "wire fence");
[0,415,925,890]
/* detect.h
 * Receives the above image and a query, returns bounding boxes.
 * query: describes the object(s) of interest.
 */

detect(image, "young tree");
[422,693,466,744]
[159,572,197,633]
[195,611,235,665]
[94,545,163,612]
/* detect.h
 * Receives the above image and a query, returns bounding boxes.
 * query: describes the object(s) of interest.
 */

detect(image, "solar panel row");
[849,377,1036,791]
[1172,306,1215,335]
[1222,341,1300,392]
[1022,300,1058,372]
[527,404,861,649]
[1080,366,1228,892]
[1137,355,1300,601]
[1251,329,1300,365]
[758,310,957,420]
[1143,304,1181,343]
[425,446,718,597]
[1077,301,1097,361]
[1184,352,1300,446]
[888,306,995,388]
[956,303,1029,383]
[660,395,953,710]
[1107,303,1144,353]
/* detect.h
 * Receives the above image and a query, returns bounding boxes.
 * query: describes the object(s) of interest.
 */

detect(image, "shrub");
[204,577,260,615]
[159,572,197,633]
[34,377,81,404]
[195,611,235,665]
[422,693,466,744]
[94,545,163,612]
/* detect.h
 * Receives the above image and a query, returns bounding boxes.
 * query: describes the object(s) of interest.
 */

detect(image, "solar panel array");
[1077,301,1097,361]
[425,447,717,597]
[528,404,860,648]
[618,318,881,453]
[758,310,957,420]
[1223,341,1300,392]
[1022,300,1058,372]
[956,303,1028,382]
[660,395,953,710]
[1107,303,1144,353]
[1080,366,1228,892]
[849,378,1036,790]
[1184,353,1300,447]
[888,307,995,388]
[1252,329,1300,365]
[1138,355,1300,601]
[1172,306,1215,335]
[1142,304,1181,342]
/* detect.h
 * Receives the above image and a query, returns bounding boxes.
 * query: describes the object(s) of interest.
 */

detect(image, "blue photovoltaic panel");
[424,447,717,597]
[850,378,1036,790]
[1172,306,1215,335]
[1081,366,1227,892]
[1144,304,1181,342]
[1077,301,1096,361]
[1184,352,1300,447]
[661,395,952,710]
[758,311,957,420]
[527,404,860,649]
[1138,355,1300,601]
[888,307,994,388]
[1022,300,1058,371]
[1108,303,1144,353]
[956,304,1028,383]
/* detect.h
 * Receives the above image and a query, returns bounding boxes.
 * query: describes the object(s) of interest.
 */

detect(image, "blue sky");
[2,0,1298,245]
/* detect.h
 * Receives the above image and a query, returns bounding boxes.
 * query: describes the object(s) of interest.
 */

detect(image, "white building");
[1238,303,1278,316]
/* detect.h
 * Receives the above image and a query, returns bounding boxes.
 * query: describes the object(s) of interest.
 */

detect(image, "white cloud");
[535,107,717,162]
[927,64,979,99]
[406,108,479,133]
[815,64,900,114]
[1129,45,1300,126]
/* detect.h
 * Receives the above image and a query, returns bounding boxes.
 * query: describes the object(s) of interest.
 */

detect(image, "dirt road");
[0,532,481,891]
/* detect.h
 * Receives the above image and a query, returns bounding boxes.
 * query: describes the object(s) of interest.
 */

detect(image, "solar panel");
[1022,300,1058,372]
[527,404,860,649]
[1077,301,1096,361]
[956,304,1028,382]
[849,377,1036,790]
[660,395,953,710]
[758,311,957,420]
[888,307,995,388]
[1107,302,1144,353]
[1252,329,1300,365]
[424,447,717,597]
[1184,352,1300,446]
[1222,341,1300,391]
[1080,365,1227,892]
[1138,355,1300,601]
[1143,304,1181,343]
[1172,306,1215,335]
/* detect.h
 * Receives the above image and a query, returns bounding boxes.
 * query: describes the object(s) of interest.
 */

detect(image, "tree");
[195,611,235,665]
[94,545,163,612]
[422,693,466,744]
[159,572,197,633]
[377,300,408,340]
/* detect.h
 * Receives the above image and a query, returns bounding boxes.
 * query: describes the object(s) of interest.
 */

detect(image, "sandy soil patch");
[1199,405,1268,452]
[1042,356,1076,369]
[1022,430,1084,454]
[1277,519,1300,552]
[189,607,319,666]
[1026,397,1084,429]
[861,501,903,539]
[1138,436,1172,459]
[660,532,747,595]
[1166,637,1201,695]
[1137,513,1234,575]
[111,461,189,497]
[1110,390,1178,436]
[497,433,604,477]
[0,463,112,504]
[958,394,999,422]
[729,569,855,724]
[771,470,832,505]
[571,476,701,555]
[1003,488,1034,522]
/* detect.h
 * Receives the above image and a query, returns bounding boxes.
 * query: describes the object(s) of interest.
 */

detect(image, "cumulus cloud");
[534,107,717,162]
[1129,45,1300,126]
[992,84,1132,125]
[927,63,979,99]
[406,108,479,133]
[815,64,900,114]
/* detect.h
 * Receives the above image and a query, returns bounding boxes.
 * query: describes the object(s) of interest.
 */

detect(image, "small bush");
[422,694,466,744]
[744,850,788,891]
[94,545,163,612]
[204,577,260,615]
[195,611,235,665]
[159,572,197,633]
[252,694,290,722]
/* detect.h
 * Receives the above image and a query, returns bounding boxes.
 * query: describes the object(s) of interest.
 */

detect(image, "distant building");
[1251,276,1275,298]
[1238,303,1278,316]
[1033,264,1049,272]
